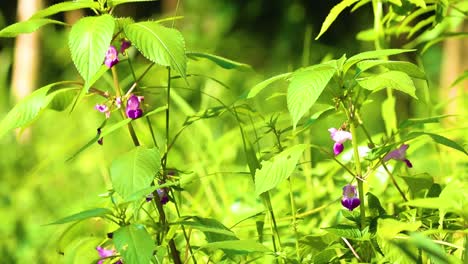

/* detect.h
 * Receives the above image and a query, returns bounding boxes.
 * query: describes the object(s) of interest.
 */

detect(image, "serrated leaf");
[357,71,417,99]
[124,21,187,81]
[0,81,76,139]
[323,225,363,240]
[31,1,100,19]
[114,224,155,264]
[245,72,291,99]
[69,14,115,82]
[315,0,360,40]
[110,147,161,199]
[344,49,415,73]
[254,144,307,196]
[47,208,112,225]
[187,52,252,71]
[201,240,271,254]
[287,65,336,128]
[0,19,66,38]
[356,60,426,79]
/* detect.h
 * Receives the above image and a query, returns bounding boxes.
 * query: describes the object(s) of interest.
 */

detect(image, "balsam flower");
[341,184,360,211]
[95,104,110,119]
[383,144,413,168]
[126,94,144,119]
[104,46,119,68]
[120,39,131,53]
[96,246,122,264]
[145,188,169,205]
[328,128,352,156]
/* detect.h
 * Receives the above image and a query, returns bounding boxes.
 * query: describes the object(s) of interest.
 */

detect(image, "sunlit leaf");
[356,60,426,79]
[287,64,336,128]
[47,208,113,225]
[381,96,397,136]
[398,115,452,129]
[357,71,417,99]
[110,147,161,199]
[344,49,415,73]
[406,132,467,155]
[315,0,360,40]
[254,144,307,196]
[31,1,100,19]
[68,15,115,83]
[323,225,363,240]
[0,19,66,38]
[246,72,291,99]
[109,0,156,7]
[177,216,238,242]
[201,240,271,254]
[187,52,252,71]
[114,224,155,264]
[124,21,187,81]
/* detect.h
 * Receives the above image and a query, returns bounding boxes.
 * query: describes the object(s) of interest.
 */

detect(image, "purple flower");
[329,128,352,156]
[126,94,143,119]
[341,184,360,211]
[105,46,119,68]
[95,104,110,119]
[115,97,122,108]
[120,39,131,53]
[383,144,413,168]
[157,188,169,205]
[96,246,122,264]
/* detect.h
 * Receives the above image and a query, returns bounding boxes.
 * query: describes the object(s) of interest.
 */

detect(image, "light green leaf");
[201,240,271,254]
[114,224,155,264]
[450,70,468,88]
[377,218,421,239]
[245,72,291,99]
[47,208,113,225]
[357,71,417,99]
[255,144,307,196]
[344,49,415,73]
[109,0,157,7]
[177,216,238,243]
[407,0,426,8]
[31,1,100,19]
[0,81,77,139]
[382,96,397,136]
[407,132,467,155]
[287,65,336,128]
[398,115,452,129]
[422,33,468,54]
[0,19,66,38]
[408,16,435,38]
[323,225,363,240]
[315,0,360,40]
[187,52,252,71]
[69,15,115,82]
[405,233,455,264]
[124,21,187,81]
[70,64,109,112]
[356,60,426,79]
[110,147,161,199]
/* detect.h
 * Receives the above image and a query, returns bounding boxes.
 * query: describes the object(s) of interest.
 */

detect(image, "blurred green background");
[0,0,466,263]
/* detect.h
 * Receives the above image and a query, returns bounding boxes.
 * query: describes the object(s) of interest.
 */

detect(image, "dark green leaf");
[0,19,66,38]
[323,225,363,240]
[110,147,161,199]
[287,64,336,128]
[400,173,433,197]
[367,192,387,217]
[200,240,271,254]
[114,224,155,264]
[177,216,238,243]
[47,208,112,225]
[187,52,252,71]
[254,144,307,196]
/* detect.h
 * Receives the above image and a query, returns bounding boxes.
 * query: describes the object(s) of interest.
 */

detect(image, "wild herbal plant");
[0,0,466,263]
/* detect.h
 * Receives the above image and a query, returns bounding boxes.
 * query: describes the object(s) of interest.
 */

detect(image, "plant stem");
[288,178,301,260]
[349,122,366,229]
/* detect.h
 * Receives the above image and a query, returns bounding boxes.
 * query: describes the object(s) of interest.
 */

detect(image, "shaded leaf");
[110,147,161,199]
[114,224,155,264]
[69,15,115,83]
[254,144,307,196]
[201,240,271,254]
[287,64,336,128]
[187,52,252,71]
[124,21,187,81]
[357,71,417,99]
[177,216,238,243]
[400,173,433,198]
[0,19,66,38]
[47,208,112,225]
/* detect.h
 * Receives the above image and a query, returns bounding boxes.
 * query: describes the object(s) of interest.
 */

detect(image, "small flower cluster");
[96,246,122,264]
[104,39,131,68]
[94,94,144,120]
[146,188,169,205]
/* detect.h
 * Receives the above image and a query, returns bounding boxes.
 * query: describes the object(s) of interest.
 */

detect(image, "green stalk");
[349,122,366,229]
[288,178,300,260]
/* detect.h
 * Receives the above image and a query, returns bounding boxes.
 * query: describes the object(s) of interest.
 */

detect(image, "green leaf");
[405,233,455,264]
[124,21,187,81]
[407,132,467,155]
[245,72,291,99]
[69,15,115,82]
[254,144,307,196]
[449,70,468,88]
[177,216,238,243]
[367,192,387,217]
[356,60,426,79]
[315,0,360,40]
[400,173,433,198]
[398,115,452,129]
[357,71,418,99]
[0,81,77,139]
[114,224,155,264]
[70,64,109,112]
[344,49,415,73]
[186,52,252,71]
[287,65,336,128]
[48,88,77,111]
[377,218,421,239]
[109,0,157,7]
[323,225,364,240]
[31,1,100,19]
[201,240,271,254]
[0,19,66,38]
[47,208,112,225]
[110,147,161,199]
